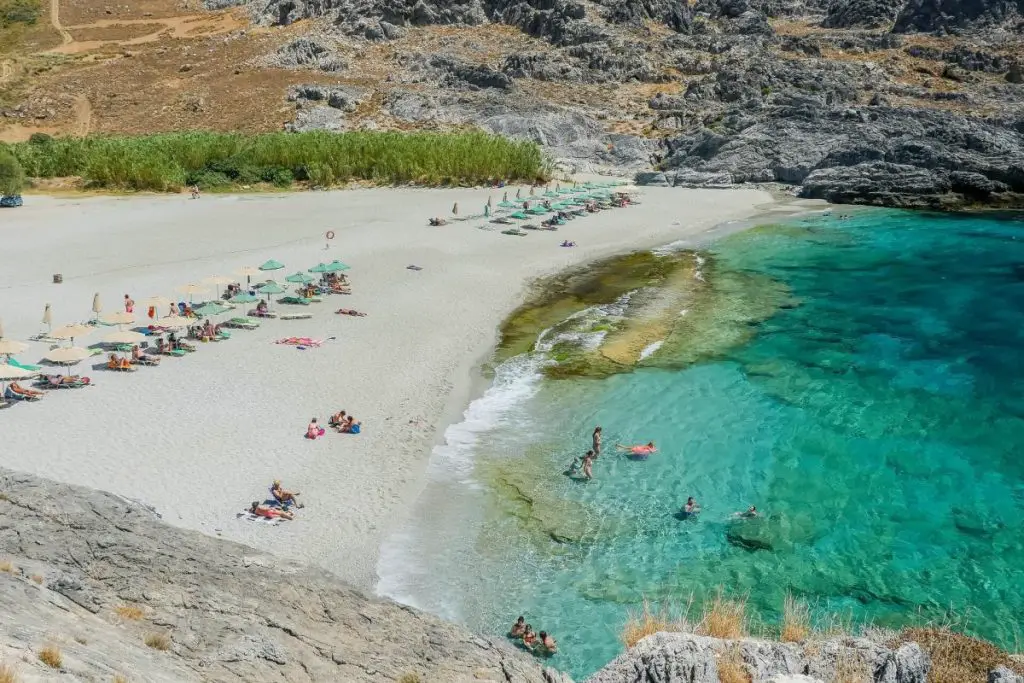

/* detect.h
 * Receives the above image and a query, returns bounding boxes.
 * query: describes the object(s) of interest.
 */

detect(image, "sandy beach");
[0,185,776,590]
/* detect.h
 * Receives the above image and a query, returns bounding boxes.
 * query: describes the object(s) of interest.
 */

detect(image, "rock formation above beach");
[0,469,568,683]
[1,0,1022,207]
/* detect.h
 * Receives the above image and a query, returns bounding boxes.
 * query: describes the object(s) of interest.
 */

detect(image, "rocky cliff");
[0,469,568,683]
[215,0,1023,208]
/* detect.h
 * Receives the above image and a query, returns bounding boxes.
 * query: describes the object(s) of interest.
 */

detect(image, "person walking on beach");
[592,426,602,457]
[124,294,134,314]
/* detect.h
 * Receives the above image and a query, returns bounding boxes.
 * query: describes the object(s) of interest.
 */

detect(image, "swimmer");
[582,450,595,480]
[592,426,602,456]
[564,456,581,476]
[682,496,701,517]
[509,616,527,638]
[522,625,538,650]
[616,441,657,455]
[737,505,758,519]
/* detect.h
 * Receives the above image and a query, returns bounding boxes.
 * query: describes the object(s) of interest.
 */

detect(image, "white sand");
[0,185,776,589]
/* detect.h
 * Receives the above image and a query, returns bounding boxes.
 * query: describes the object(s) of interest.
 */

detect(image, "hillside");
[0,0,1022,206]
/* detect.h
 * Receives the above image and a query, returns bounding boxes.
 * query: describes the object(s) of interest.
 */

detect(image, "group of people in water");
[508,616,557,656]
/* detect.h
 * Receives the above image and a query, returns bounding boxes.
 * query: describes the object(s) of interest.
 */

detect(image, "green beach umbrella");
[498,201,518,209]
[229,292,259,304]
[285,272,314,284]
[257,281,285,295]
[509,211,528,220]
[484,204,491,218]
[308,263,329,273]
[191,302,231,318]
[259,259,285,271]
[324,260,350,273]
[528,206,548,215]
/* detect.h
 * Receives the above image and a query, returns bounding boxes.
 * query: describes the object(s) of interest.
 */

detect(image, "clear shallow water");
[379,209,1024,679]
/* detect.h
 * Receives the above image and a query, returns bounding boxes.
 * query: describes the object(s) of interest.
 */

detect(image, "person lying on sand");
[509,616,526,638]
[250,501,293,520]
[271,481,303,509]
[335,309,366,317]
[616,441,657,455]
[428,217,448,226]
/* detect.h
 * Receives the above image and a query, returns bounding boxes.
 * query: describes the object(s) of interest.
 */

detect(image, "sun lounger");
[0,398,12,409]
[5,385,42,401]
[279,296,312,306]
[34,374,92,389]
[7,358,42,372]
[130,354,160,366]
[224,317,260,330]
[279,313,313,321]
[501,228,527,236]
[108,355,137,372]
[248,309,278,319]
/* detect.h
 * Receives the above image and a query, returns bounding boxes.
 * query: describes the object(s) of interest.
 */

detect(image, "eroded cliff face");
[220,0,1024,209]
[0,469,569,683]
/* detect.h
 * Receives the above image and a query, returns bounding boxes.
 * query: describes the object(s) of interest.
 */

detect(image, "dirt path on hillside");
[48,12,244,55]
[50,0,74,45]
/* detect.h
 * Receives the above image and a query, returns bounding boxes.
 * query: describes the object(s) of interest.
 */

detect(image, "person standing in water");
[582,450,595,480]
[124,294,134,314]
[592,426,602,457]
[682,497,701,518]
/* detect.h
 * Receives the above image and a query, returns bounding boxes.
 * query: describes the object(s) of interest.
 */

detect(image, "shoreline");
[0,186,811,591]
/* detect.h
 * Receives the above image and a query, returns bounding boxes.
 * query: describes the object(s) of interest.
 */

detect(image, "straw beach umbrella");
[101,329,146,345]
[45,346,90,364]
[101,311,135,326]
[0,363,37,391]
[42,303,52,332]
[206,275,235,300]
[237,266,261,287]
[157,314,188,329]
[0,338,28,355]
[91,293,102,320]
[51,324,93,344]
[177,283,207,303]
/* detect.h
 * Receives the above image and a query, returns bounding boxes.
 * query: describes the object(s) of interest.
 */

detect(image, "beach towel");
[275,337,323,347]
[279,313,312,321]
[236,511,283,526]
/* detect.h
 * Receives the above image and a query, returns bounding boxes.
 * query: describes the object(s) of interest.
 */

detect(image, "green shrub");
[185,169,231,189]
[6,130,547,192]
[28,132,53,145]
[0,0,41,26]
[0,146,25,196]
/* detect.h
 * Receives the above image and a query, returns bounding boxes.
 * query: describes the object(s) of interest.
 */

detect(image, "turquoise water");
[379,209,1024,679]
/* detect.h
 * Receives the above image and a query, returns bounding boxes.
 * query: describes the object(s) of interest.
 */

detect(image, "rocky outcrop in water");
[0,469,568,683]
[586,632,930,683]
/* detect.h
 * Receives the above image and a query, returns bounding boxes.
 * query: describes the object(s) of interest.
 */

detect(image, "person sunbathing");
[108,354,132,370]
[339,416,361,434]
[336,309,366,316]
[256,300,269,315]
[250,501,293,520]
[271,481,303,508]
[9,382,44,398]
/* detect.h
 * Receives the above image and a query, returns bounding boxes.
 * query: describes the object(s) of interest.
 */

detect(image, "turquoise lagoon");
[378,209,1024,679]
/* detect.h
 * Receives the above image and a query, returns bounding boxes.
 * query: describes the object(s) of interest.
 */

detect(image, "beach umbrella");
[285,272,314,284]
[484,204,490,218]
[101,311,135,326]
[91,293,102,320]
[42,303,52,331]
[259,259,285,271]
[45,346,90,364]
[0,364,36,380]
[503,191,509,202]
[324,260,350,273]
[498,201,518,209]
[156,314,188,329]
[0,339,28,355]
[51,324,93,343]
[177,283,207,303]
[452,202,458,216]
[308,262,329,274]
[516,189,522,199]
[257,281,285,295]
[101,329,146,345]
[509,211,528,220]
[488,195,493,208]
[529,187,535,196]
[141,296,173,309]
[191,302,231,318]
[229,292,259,305]
[206,275,235,300]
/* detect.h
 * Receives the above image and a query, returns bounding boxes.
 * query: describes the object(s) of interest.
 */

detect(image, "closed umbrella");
[101,329,146,345]
[42,303,52,331]
[516,189,521,199]
[51,324,93,343]
[101,311,135,326]
[236,266,261,287]
[91,292,102,320]
[488,195,494,208]
[259,259,284,271]
[484,204,490,218]
[285,272,314,284]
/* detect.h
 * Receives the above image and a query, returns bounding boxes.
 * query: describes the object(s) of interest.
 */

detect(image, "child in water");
[564,456,581,476]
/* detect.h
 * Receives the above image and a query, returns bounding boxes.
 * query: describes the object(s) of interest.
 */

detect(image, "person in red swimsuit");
[250,502,294,520]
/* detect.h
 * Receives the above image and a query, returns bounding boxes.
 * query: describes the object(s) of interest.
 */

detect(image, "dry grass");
[112,675,129,683]
[717,646,750,683]
[621,597,691,648]
[397,674,422,683]
[698,590,748,640]
[835,646,870,683]
[780,593,811,643]
[893,627,1024,683]
[29,574,43,585]
[37,645,62,669]
[144,632,171,651]
[0,560,13,573]
[115,604,145,621]
[0,663,17,683]
[74,635,88,645]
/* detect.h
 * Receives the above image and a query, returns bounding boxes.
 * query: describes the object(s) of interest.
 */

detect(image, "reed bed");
[5,130,547,191]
